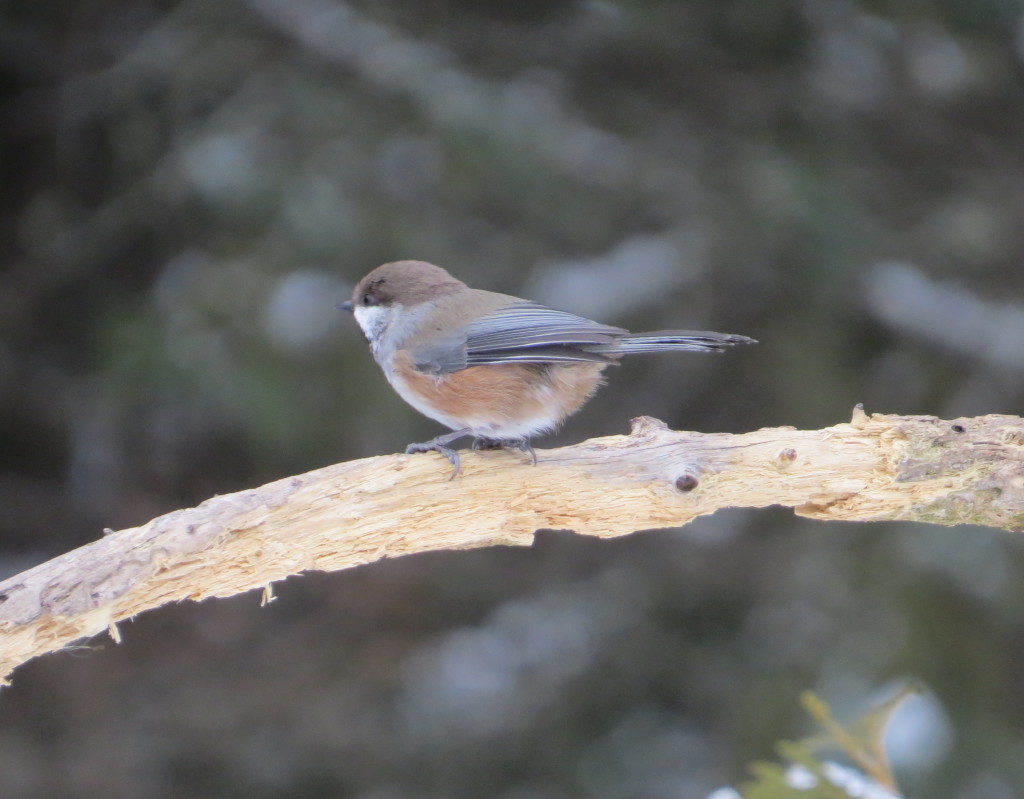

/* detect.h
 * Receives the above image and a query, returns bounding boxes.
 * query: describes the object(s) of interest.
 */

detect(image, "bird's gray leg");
[406,428,473,480]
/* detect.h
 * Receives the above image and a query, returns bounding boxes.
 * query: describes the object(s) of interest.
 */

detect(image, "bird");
[340,260,755,477]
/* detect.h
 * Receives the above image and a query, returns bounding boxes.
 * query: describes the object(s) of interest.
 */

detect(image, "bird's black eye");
[361,278,388,307]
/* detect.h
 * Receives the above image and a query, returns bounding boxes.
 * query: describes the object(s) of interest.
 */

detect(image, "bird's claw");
[405,432,536,480]
[472,437,537,466]
[406,440,462,480]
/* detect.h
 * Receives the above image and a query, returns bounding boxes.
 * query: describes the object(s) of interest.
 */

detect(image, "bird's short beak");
[337,300,354,313]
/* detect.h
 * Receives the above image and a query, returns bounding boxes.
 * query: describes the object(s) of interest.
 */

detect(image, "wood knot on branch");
[674,472,700,492]
[629,416,669,438]
[775,447,798,467]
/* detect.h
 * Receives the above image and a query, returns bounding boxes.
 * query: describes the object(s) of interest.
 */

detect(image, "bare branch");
[0,409,1021,686]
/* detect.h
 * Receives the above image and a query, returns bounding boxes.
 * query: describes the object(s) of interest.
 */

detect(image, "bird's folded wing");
[410,302,625,373]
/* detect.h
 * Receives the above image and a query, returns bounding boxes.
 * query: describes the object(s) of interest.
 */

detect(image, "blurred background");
[2,0,1024,796]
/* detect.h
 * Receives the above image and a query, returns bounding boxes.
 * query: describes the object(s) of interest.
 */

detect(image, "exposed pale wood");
[0,409,1021,686]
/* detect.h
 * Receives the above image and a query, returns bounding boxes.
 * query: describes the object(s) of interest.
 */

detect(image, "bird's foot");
[406,431,537,479]
[472,437,537,466]
[405,428,473,480]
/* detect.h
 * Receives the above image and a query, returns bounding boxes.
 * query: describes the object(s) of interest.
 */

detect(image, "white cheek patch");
[353,305,393,346]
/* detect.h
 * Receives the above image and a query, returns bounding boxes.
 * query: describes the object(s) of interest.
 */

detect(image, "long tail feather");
[593,330,757,355]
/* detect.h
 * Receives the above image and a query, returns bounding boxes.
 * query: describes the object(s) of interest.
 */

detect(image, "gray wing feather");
[463,303,626,349]
[410,302,624,373]
[462,303,624,368]
[465,346,617,366]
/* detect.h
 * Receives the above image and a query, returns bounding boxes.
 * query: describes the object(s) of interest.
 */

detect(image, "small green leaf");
[735,685,916,798]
